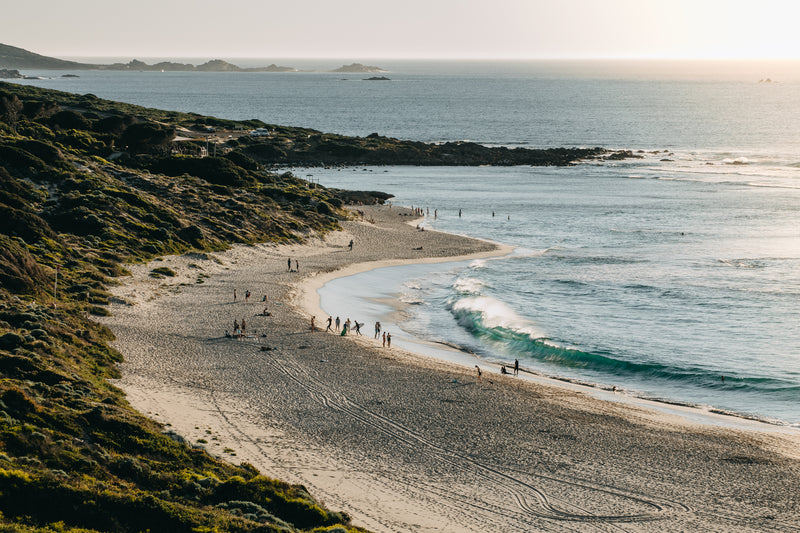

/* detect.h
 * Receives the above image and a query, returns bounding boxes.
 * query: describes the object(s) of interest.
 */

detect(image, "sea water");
[10,60,800,424]
[313,163,800,426]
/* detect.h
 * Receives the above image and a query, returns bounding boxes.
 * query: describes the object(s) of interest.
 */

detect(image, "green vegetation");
[0,82,373,532]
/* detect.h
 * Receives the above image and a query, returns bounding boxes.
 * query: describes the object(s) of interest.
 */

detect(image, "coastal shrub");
[224,150,259,171]
[150,267,176,277]
[15,120,56,141]
[243,142,287,162]
[1,388,38,416]
[0,204,58,243]
[0,145,48,173]
[0,166,47,203]
[87,306,110,317]
[120,122,175,154]
[94,114,132,135]
[151,155,250,186]
[15,139,63,163]
[176,224,204,245]
[48,110,90,131]
[46,208,106,236]
[0,332,26,350]
[22,100,59,120]
[56,129,104,151]
[0,234,49,293]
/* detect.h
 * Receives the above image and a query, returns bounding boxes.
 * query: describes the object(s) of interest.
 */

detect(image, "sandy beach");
[104,205,800,532]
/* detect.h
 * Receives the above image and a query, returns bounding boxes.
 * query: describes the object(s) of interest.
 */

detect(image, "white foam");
[452,296,545,339]
[452,277,486,295]
[468,259,487,269]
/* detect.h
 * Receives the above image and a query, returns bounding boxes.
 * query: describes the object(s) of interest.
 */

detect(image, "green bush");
[151,156,251,187]
[120,122,174,154]
[48,110,90,130]
[150,267,176,277]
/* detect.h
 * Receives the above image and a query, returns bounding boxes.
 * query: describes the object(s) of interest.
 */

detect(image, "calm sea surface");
[13,60,800,424]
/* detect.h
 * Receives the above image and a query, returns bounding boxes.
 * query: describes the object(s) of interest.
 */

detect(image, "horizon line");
[60,54,800,62]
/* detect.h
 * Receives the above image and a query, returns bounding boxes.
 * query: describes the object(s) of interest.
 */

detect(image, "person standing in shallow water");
[374,321,381,339]
[335,316,341,332]
[382,332,386,347]
[386,332,391,347]
[514,359,519,376]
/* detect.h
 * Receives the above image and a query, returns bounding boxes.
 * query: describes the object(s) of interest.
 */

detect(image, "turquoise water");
[313,162,800,426]
[11,60,800,424]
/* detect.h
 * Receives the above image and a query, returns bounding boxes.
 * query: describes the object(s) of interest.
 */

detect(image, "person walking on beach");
[310,316,316,332]
[241,318,246,336]
[295,259,299,272]
[354,321,362,335]
[514,359,519,376]
[326,316,333,332]
[288,258,292,271]
[386,332,391,348]
[233,319,239,336]
[374,321,381,339]
[233,288,237,302]
[475,365,482,384]
[348,239,354,251]
[245,290,251,302]
[335,316,341,332]
[382,332,386,347]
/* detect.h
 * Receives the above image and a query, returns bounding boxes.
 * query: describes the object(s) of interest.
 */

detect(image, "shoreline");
[305,246,800,435]
[302,216,799,434]
[103,204,800,532]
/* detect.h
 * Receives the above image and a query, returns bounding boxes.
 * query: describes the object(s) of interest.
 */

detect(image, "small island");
[331,63,387,73]
[364,76,390,81]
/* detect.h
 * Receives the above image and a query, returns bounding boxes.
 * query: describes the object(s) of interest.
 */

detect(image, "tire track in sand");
[264,353,691,527]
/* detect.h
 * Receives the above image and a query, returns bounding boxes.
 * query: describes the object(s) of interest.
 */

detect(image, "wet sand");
[104,205,800,532]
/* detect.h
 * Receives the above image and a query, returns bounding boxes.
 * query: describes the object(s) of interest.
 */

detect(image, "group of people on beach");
[225,288,272,339]
[311,315,391,347]
[475,359,519,385]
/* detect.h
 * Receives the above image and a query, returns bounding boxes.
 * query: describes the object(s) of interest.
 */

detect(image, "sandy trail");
[104,205,800,532]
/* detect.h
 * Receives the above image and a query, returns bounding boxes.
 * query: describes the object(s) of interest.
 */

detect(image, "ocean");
[12,59,800,425]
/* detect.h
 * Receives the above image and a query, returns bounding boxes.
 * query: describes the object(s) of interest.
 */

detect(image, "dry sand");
[104,205,800,532]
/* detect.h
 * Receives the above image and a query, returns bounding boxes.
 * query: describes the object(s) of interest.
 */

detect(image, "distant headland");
[0,43,385,74]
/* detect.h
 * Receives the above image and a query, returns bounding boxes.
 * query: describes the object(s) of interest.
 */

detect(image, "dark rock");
[0,69,23,79]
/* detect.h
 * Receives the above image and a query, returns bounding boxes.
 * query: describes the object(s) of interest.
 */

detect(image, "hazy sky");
[7,0,800,60]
